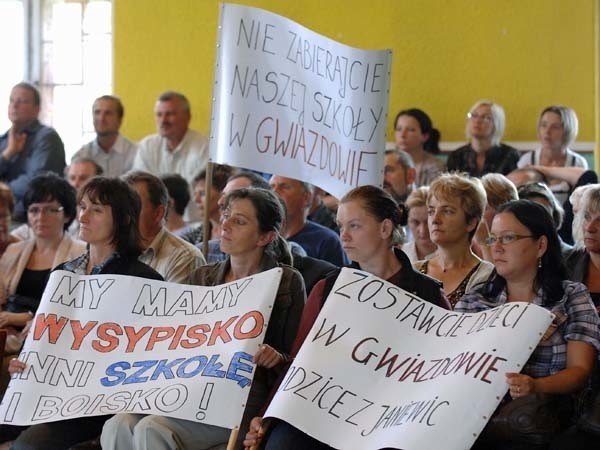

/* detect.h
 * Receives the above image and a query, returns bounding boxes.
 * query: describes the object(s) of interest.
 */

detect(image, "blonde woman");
[415,173,494,308]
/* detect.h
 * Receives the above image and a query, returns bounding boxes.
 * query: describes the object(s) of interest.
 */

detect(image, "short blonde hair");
[406,186,429,210]
[428,173,487,239]
[481,173,518,209]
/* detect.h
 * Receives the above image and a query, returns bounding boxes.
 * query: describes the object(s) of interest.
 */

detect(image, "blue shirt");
[288,220,349,267]
[0,120,65,217]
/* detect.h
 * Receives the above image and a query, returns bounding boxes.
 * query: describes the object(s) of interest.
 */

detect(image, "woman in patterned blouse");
[456,200,600,450]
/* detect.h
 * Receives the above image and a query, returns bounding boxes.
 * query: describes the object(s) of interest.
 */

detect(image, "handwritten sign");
[209,4,392,199]
[0,269,282,428]
[265,268,553,450]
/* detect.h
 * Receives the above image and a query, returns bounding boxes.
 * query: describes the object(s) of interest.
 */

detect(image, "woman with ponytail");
[393,108,446,186]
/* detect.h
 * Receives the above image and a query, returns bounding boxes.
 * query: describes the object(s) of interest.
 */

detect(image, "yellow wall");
[114,0,596,145]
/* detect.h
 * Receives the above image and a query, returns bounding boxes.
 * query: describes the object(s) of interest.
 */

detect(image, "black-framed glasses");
[485,233,534,246]
[27,206,64,216]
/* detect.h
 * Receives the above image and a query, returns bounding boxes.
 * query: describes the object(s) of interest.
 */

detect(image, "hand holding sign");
[264,268,553,450]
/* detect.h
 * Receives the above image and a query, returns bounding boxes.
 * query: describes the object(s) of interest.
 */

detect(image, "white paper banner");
[265,268,553,450]
[0,268,282,428]
[209,3,392,199]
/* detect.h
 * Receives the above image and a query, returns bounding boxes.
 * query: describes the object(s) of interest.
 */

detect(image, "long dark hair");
[221,188,291,265]
[78,177,143,258]
[484,199,566,306]
[394,108,441,154]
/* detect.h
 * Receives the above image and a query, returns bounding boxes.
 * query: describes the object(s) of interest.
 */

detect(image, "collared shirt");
[0,119,65,216]
[133,129,209,222]
[133,128,208,184]
[138,227,206,283]
[455,280,600,378]
[62,251,121,275]
[72,134,138,177]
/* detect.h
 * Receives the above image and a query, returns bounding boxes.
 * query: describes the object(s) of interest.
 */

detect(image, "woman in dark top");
[244,185,449,450]
[456,200,599,450]
[447,99,520,177]
[4,177,162,450]
[0,174,84,341]
[393,108,445,186]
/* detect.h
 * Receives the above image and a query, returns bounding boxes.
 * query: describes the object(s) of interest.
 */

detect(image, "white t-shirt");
[517,148,588,205]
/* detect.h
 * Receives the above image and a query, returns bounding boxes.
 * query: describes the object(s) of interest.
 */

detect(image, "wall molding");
[386,141,596,153]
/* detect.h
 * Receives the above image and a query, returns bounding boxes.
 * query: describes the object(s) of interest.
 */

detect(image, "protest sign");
[209,4,392,199]
[0,268,282,428]
[265,268,553,450]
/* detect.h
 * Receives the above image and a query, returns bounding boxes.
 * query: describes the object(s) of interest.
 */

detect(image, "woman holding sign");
[2,177,163,450]
[244,185,450,450]
[455,200,600,449]
[100,187,305,450]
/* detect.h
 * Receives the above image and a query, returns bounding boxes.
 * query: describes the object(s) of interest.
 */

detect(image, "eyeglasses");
[27,206,64,216]
[485,233,534,246]
[467,112,493,123]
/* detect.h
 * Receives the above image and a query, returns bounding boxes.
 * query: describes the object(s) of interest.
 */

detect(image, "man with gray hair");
[269,175,348,266]
[72,95,137,177]
[123,171,206,283]
[384,148,416,204]
[133,91,209,221]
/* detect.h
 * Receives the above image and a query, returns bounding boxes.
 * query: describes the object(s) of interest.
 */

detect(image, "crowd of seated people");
[0,80,599,450]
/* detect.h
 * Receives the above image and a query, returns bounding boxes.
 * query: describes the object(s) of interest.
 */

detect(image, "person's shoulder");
[189,260,226,284]
[517,149,536,167]
[32,122,63,145]
[115,134,138,152]
[303,220,339,239]
[561,279,590,297]
[566,148,588,167]
[138,133,161,148]
[476,259,495,275]
[498,142,520,153]
[185,129,209,146]
[164,229,202,256]
[72,141,95,158]
[2,239,30,257]
[563,247,586,264]
[127,260,164,280]
[451,143,471,153]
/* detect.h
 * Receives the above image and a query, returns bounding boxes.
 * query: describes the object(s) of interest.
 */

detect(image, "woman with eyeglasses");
[517,106,587,206]
[447,99,520,177]
[0,173,85,343]
[414,173,494,308]
[393,108,446,186]
[455,199,600,449]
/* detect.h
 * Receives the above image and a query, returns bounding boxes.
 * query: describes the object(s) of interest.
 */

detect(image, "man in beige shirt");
[123,171,205,283]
